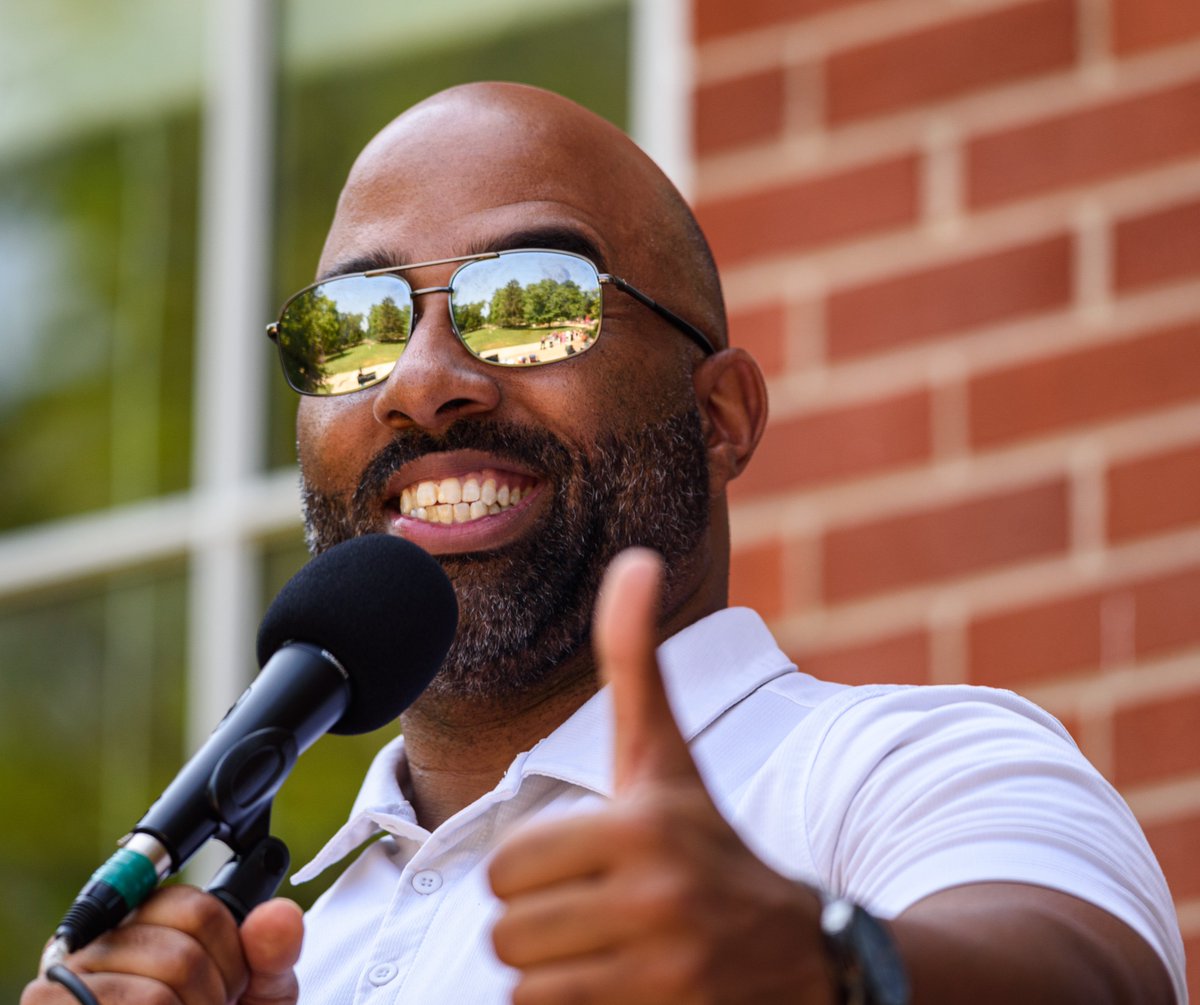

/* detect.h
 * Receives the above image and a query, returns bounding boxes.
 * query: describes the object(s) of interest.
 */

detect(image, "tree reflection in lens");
[452,254,602,366]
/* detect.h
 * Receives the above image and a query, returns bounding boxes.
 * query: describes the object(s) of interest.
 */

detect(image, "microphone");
[49,533,457,957]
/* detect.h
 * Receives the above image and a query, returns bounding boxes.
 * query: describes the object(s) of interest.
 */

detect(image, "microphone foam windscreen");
[256,534,458,734]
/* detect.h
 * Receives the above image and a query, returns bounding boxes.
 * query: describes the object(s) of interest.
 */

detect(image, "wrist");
[819,893,910,1005]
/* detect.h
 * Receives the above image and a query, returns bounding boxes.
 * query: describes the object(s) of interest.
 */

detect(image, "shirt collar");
[292,606,794,883]
[514,606,795,798]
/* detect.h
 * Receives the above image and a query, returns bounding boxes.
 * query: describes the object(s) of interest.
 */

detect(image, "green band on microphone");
[90,848,158,908]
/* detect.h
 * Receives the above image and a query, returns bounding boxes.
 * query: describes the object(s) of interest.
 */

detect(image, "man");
[25,83,1185,1004]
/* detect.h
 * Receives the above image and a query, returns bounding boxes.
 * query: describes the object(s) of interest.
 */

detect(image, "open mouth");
[389,468,539,525]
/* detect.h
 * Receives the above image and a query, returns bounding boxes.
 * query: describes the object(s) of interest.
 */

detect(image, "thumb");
[239,898,303,1005]
[595,548,702,793]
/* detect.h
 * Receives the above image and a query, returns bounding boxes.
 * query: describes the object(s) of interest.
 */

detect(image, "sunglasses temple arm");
[603,276,717,357]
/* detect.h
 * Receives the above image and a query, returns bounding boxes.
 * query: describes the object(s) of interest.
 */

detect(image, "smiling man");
[24,83,1186,1005]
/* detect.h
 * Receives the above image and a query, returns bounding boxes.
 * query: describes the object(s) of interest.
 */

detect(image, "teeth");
[400,473,532,524]
[437,478,462,505]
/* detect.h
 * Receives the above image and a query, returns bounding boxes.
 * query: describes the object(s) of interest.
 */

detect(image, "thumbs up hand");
[489,549,833,1004]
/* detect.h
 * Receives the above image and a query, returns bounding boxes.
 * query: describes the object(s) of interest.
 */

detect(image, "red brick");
[823,479,1070,601]
[827,235,1072,359]
[1108,443,1200,543]
[728,302,788,376]
[794,630,929,686]
[694,0,869,40]
[827,0,1076,124]
[734,391,931,497]
[695,69,786,155]
[1133,566,1200,659]
[729,541,785,619]
[969,323,1200,448]
[1113,687,1200,787]
[968,80,1200,207]
[1186,934,1200,1005]
[1142,811,1200,901]
[1114,197,1200,292]
[969,590,1105,687]
[696,154,919,267]
[1113,0,1200,55]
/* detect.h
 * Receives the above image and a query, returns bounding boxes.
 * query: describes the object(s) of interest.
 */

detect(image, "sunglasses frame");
[266,248,716,396]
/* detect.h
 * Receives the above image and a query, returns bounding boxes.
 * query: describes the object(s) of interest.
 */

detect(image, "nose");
[370,289,501,432]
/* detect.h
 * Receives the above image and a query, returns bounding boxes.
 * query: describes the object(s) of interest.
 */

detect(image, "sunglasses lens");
[275,276,412,395]
[451,252,602,366]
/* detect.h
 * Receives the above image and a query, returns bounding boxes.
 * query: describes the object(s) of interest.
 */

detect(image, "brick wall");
[694,0,1200,990]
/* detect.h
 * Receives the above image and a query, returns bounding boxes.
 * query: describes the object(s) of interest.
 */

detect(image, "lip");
[381,449,547,555]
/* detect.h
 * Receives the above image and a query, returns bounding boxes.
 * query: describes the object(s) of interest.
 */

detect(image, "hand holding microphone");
[25,535,456,1005]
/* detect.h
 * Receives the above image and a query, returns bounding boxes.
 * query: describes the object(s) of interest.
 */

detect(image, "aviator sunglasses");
[267,248,716,396]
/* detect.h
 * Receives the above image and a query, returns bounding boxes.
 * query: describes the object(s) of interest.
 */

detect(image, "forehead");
[318,94,665,279]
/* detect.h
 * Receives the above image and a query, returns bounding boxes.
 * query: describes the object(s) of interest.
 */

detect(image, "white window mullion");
[187,0,277,846]
[630,0,693,200]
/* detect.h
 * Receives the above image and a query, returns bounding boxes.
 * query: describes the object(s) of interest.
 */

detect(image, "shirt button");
[368,962,398,986]
[412,869,443,894]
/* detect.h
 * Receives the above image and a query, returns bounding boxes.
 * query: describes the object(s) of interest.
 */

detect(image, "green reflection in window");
[0,564,187,999]
[0,115,198,532]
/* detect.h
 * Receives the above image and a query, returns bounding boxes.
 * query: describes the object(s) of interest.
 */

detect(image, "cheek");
[546,337,693,436]
[296,398,376,494]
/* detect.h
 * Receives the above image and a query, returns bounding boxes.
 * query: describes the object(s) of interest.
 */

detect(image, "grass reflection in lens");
[279,275,413,394]
[452,253,601,367]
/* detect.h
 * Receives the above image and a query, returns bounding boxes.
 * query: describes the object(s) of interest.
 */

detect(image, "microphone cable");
[45,963,99,1005]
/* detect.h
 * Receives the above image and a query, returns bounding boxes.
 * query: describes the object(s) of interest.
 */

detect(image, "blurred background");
[0,0,1196,997]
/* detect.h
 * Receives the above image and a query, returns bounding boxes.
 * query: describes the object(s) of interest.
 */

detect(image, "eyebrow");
[317,224,610,283]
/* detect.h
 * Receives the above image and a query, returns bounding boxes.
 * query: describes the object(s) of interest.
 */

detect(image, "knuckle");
[489,914,519,965]
[634,868,701,926]
[646,942,715,1003]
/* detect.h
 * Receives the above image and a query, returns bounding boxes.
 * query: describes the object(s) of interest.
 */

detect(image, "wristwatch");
[819,894,910,1005]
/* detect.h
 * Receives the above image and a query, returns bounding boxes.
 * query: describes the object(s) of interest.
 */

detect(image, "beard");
[301,407,710,703]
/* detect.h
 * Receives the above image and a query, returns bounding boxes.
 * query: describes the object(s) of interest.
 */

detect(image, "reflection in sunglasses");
[267,248,712,396]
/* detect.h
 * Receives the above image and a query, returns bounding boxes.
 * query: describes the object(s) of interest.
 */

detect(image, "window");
[0,1,688,993]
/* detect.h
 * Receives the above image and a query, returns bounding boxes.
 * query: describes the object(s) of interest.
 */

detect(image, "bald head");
[322,82,727,349]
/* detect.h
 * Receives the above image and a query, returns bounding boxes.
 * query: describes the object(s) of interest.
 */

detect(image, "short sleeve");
[794,685,1186,1003]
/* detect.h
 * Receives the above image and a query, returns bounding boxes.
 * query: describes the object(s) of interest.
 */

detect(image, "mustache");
[349,419,577,514]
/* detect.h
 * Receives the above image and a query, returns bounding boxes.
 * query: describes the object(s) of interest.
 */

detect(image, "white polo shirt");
[293,607,1187,1004]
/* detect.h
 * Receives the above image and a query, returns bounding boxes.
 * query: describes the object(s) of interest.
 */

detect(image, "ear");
[692,348,768,496]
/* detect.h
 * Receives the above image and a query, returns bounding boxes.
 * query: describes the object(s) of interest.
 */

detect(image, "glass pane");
[0,115,198,532]
[0,564,188,999]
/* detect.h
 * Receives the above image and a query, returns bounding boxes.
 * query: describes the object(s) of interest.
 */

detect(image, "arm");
[489,551,1179,1004]
[896,882,1173,1004]
[20,888,302,1005]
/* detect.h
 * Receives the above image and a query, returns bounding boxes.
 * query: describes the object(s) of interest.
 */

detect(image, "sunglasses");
[266,248,716,396]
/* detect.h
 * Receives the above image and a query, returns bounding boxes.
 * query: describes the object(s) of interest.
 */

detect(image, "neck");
[395,543,730,831]
[397,655,598,830]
